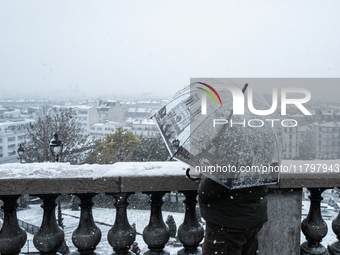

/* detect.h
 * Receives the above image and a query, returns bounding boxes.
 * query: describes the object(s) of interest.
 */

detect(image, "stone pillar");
[107,192,136,255]
[33,194,65,255]
[328,189,340,255]
[0,195,27,255]
[71,194,102,255]
[177,191,204,255]
[301,188,328,255]
[143,192,170,255]
[258,189,302,255]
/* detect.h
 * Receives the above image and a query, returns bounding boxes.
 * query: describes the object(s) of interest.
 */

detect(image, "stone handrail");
[0,162,197,195]
[0,161,339,255]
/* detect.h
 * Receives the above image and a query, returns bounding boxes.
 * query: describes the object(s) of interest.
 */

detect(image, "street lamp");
[17,143,24,163]
[49,133,63,162]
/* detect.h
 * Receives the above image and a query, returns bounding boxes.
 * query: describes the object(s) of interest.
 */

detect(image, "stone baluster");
[301,188,328,255]
[71,194,102,255]
[0,195,27,255]
[107,192,136,255]
[143,192,170,255]
[33,194,65,254]
[328,189,340,255]
[177,191,204,255]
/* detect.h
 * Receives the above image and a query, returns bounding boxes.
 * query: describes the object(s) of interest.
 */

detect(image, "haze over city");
[1,0,340,98]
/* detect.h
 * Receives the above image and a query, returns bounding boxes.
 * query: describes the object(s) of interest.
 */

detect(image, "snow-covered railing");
[0,161,339,255]
[0,162,197,195]
[0,162,201,255]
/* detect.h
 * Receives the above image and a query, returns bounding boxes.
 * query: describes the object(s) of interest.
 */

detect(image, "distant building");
[3,109,21,118]
[27,107,43,119]
[316,109,340,122]
[0,99,51,109]
[89,121,126,140]
[97,100,124,123]
[288,110,316,126]
[0,118,34,163]
[75,106,100,135]
[125,108,151,118]
[120,100,166,111]
[283,122,299,159]
[120,101,137,108]
[297,125,314,159]
[306,110,317,124]
[130,119,159,137]
[312,121,340,159]
[48,105,100,135]
[0,108,7,118]
[49,101,124,136]
[46,100,161,141]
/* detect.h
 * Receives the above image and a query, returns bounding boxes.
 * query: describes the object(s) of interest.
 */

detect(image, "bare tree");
[21,110,90,164]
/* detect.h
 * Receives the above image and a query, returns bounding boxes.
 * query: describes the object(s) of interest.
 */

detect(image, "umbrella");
[153,78,285,189]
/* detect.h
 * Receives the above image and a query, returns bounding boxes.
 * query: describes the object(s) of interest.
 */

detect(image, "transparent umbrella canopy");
[153,78,286,189]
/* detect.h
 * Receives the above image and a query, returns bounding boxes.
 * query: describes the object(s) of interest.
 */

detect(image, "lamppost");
[17,143,24,163]
[49,133,63,162]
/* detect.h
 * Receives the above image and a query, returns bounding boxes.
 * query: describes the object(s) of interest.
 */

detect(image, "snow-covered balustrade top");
[0,160,340,254]
[0,161,206,255]
[0,160,340,195]
[278,159,340,188]
[0,161,198,195]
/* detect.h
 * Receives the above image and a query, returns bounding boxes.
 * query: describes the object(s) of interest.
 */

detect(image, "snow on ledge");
[1,159,337,180]
[0,161,189,179]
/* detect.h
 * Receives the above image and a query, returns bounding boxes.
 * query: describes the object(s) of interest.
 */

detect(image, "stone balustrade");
[0,161,339,255]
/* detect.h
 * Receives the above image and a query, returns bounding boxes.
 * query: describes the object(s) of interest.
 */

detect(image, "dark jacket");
[198,177,268,230]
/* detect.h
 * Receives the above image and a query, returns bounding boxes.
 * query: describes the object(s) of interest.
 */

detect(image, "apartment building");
[0,118,34,163]
[97,100,124,123]
[75,106,100,134]
[48,105,100,135]
[89,121,126,140]
[131,119,159,137]
[49,102,124,136]
[283,122,299,159]
[125,108,151,118]
[312,121,340,159]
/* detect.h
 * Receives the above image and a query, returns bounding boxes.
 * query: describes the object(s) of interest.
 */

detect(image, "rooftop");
[0,118,34,127]
[127,108,148,112]
[314,121,340,127]
[132,119,156,125]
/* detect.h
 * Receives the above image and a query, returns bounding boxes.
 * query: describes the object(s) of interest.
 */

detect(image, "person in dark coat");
[199,176,268,255]
[193,93,283,254]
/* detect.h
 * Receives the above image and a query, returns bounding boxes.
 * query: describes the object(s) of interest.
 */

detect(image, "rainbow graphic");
[197,82,223,106]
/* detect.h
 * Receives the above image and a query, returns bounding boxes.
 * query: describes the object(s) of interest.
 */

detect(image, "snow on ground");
[17,204,186,254]
[20,233,37,253]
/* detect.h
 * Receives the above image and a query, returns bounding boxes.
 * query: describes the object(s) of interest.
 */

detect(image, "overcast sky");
[1,1,339,98]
